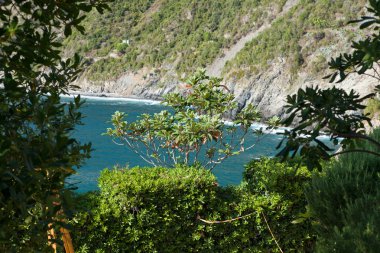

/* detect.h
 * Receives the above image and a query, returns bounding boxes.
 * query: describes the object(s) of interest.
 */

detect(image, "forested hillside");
[64,0,374,117]
[225,0,367,78]
[65,0,287,79]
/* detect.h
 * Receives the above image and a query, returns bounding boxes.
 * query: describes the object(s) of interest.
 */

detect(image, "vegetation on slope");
[364,98,380,118]
[64,0,367,82]
[225,0,368,79]
[64,0,288,81]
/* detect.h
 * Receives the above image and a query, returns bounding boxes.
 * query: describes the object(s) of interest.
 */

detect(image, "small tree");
[0,0,111,251]
[107,70,276,170]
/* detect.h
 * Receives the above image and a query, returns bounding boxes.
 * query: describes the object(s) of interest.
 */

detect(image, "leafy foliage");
[71,159,315,252]
[106,70,272,170]
[0,0,110,251]
[72,166,218,253]
[276,0,380,170]
[276,1,380,251]
[277,86,373,170]
[305,128,380,253]
[242,158,316,252]
[326,0,380,84]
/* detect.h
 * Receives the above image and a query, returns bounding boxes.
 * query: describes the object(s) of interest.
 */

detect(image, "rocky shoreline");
[68,90,163,104]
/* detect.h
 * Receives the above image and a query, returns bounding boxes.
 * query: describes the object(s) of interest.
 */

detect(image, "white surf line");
[61,94,162,105]
[62,95,334,140]
[206,0,299,77]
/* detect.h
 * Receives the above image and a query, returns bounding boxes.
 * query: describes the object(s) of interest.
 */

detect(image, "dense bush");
[242,158,316,252]
[306,128,380,252]
[72,159,315,252]
[0,1,109,251]
[72,166,219,252]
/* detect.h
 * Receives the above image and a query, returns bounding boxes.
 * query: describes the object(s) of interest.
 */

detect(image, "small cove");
[64,95,325,192]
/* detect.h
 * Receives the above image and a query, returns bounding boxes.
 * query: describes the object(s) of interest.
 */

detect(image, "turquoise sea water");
[64,96,286,192]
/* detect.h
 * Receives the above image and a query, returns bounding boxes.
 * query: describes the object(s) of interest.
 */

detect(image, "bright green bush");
[72,166,219,252]
[242,158,316,252]
[306,128,380,252]
[72,159,315,252]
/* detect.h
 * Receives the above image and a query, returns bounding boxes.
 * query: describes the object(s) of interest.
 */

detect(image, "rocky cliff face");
[74,58,377,119]
[70,0,375,119]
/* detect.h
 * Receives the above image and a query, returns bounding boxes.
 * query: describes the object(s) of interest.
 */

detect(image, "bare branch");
[197,212,254,224]
[262,212,284,253]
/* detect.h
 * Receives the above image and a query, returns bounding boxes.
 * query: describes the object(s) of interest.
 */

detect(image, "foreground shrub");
[73,166,218,252]
[242,158,316,252]
[306,128,380,252]
[72,160,315,252]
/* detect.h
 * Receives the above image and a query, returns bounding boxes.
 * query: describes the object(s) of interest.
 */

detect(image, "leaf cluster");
[277,0,380,170]
[106,70,262,170]
[326,0,380,85]
[277,86,373,170]
[0,0,111,251]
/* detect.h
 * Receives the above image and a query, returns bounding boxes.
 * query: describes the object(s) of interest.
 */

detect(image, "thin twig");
[362,72,380,81]
[261,212,284,253]
[197,212,254,224]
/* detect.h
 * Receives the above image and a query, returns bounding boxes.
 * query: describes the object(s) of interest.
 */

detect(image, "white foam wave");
[61,94,162,105]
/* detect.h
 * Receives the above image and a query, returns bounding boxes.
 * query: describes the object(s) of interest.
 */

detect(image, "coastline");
[66,90,163,104]
[65,90,334,141]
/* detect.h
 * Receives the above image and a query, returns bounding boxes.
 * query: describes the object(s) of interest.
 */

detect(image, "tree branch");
[336,132,380,149]
[331,149,380,158]
[262,212,284,253]
[197,212,254,224]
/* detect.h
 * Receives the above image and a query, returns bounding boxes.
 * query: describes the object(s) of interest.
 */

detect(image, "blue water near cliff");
[63,96,295,192]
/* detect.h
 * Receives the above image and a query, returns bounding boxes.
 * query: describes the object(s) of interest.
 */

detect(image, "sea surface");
[62,96,311,192]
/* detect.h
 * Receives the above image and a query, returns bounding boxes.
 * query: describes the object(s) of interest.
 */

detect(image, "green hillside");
[225,0,368,78]
[64,0,287,80]
[64,0,367,81]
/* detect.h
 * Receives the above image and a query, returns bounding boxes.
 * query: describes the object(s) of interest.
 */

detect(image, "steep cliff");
[65,0,375,118]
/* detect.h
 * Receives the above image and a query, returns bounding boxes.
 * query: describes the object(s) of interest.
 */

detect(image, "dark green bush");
[242,158,316,252]
[306,128,380,252]
[72,161,315,252]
